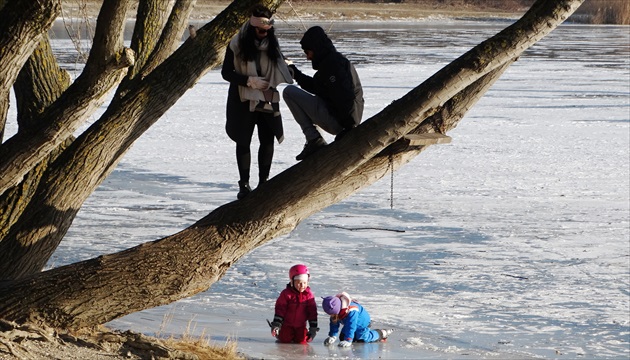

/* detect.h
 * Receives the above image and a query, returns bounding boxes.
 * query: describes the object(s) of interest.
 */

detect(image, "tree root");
[0,319,57,359]
[0,337,30,358]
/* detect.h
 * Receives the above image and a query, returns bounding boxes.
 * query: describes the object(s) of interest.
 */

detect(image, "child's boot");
[376,329,394,341]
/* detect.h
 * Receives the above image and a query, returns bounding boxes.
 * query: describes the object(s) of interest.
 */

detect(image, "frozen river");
[25,18,630,359]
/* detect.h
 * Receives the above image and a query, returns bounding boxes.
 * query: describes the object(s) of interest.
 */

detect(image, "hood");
[300,26,336,68]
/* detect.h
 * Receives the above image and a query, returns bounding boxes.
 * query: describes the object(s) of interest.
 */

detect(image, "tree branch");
[1,36,73,242]
[0,0,60,135]
[140,0,198,77]
[0,0,134,196]
[14,38,72,130]
[126,0,173,80]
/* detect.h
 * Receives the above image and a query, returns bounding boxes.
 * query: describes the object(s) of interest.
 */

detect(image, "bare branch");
[127,0,173,80]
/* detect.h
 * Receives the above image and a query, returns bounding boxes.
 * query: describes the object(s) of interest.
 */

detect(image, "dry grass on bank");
[280,0,629,24]
[162,335,244,360]
[298,0,629,24]
[0,319,244,360]
[192,0,529,21]
[156,315,244,360]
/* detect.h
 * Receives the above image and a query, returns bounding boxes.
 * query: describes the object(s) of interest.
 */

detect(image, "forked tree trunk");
[0,0,273,281]
[0,0,133,195]
[0,0,584,329]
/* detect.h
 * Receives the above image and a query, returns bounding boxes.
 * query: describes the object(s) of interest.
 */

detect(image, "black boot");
[237,180,251,200]
[296,136,327,161]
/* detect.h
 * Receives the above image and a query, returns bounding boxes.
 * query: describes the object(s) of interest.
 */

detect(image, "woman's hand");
[247,76,269,90]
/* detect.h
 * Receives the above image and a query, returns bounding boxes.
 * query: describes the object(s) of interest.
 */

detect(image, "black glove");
[307,327,318,341]
[288,64,300,79]
[268,315,283,338]
[306,320,319,341]
[270,321,281,337]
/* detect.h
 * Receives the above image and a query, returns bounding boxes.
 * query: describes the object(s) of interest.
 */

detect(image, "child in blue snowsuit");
[321,292,394,347]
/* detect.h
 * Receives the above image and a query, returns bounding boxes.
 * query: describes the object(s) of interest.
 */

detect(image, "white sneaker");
[378,328,394,340]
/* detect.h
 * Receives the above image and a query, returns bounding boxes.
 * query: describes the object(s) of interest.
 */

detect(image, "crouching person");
[322,292,394,347]
[283,26,364,161]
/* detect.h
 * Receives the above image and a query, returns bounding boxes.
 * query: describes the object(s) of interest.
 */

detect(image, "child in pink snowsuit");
[269,264,319,343]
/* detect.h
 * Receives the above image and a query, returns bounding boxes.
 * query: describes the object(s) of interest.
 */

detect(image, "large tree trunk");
[0,0,269,280]
[0,0,584,329]
[0,0,135,279]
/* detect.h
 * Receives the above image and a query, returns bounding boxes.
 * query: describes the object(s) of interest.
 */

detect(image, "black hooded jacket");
[292,26,364,130]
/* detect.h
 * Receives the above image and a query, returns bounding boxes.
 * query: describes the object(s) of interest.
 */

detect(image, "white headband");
[250,16,274,30]
[293,274,309,282]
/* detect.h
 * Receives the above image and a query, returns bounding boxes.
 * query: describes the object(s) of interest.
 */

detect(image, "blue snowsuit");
[328,301,381,343]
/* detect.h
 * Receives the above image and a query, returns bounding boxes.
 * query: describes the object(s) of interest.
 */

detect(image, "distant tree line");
[573,0,629,24]
[304,0,629,24]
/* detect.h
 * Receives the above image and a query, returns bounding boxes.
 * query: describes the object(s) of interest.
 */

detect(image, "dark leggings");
[236,119,275,184]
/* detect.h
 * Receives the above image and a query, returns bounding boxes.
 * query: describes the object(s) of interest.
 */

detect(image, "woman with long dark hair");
[221,5,293,199]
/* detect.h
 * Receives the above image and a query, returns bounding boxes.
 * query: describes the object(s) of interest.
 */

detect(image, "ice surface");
[5,20,628,359]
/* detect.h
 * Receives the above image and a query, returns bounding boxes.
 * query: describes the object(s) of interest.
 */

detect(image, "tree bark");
[0,0,282,280]
[0,0,60,127]
[0,0,585,329]
[127,0,174,80]
[138,0,198,78]
[0,37,71,241]
[0,0,133,195]
[14,39,72,129]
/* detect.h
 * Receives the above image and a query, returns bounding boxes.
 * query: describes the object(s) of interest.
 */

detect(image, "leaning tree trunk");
[0,0,584,329]
[0,0,136,279]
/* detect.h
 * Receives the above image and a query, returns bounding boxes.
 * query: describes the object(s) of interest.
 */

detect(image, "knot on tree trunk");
[110,48,136,70]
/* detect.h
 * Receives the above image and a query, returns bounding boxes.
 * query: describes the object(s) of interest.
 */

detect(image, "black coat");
[293,26,364,130]
[221,46,283,145]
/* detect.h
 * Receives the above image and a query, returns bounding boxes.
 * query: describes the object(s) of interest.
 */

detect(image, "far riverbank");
[64,1,629,24]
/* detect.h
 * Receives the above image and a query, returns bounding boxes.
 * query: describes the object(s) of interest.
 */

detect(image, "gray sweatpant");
[283,85,343,142]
